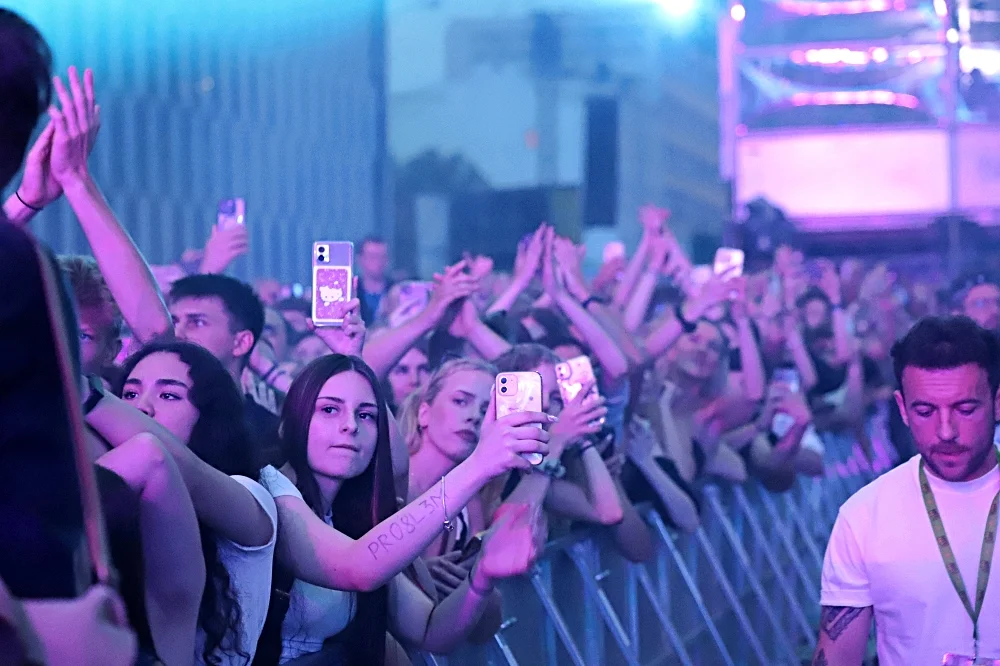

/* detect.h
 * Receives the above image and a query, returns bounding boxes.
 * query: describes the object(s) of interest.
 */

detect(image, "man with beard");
[814,316,1000,665]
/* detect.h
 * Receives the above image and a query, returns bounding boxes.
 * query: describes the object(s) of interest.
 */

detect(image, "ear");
[894,389,909,428]
[233,330,255,359]
[417,401,431,432]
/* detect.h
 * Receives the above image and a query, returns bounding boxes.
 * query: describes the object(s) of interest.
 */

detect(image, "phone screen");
[217,198,246,228]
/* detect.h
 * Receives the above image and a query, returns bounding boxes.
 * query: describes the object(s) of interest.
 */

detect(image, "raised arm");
[548,234,629,383]
[450,299,512,361]
[487,225,545,316]
[363,262,476,378]
[48,68,171,343]
[274,404,552,593]
[613,205,668,309]
[85,391,274,548]
[730,278,767,402]
[622,234,670,332]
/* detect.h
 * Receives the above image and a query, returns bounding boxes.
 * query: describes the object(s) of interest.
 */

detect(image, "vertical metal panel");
[9,0,386,283]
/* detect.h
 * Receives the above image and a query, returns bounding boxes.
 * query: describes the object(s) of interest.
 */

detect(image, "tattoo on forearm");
[812,648,828,666]
[366,492,445,560]
[820,605,868,641]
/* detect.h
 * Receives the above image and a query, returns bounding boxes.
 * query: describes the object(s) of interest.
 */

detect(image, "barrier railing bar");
[732,486,817,651]
[630,562,696,666]
[703,486,799,665]
[567,541,642,666]
[783,491,826,574]
[492,630,521,666]
[647,511,738,666]
[692,524,772,666]
[624,564,641,652]
[756,487,820,607]
[529,560,588,666]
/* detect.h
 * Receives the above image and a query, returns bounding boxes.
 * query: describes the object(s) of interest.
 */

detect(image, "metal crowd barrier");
[411,449,881,666]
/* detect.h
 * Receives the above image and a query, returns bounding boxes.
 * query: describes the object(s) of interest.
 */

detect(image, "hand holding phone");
[490,373,551,467]
[556,356,605,426]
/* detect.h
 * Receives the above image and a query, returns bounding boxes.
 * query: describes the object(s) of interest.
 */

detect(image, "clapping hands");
[17,67,101,211]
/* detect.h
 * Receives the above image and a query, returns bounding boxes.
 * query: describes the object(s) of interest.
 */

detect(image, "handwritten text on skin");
[368,493,444,560]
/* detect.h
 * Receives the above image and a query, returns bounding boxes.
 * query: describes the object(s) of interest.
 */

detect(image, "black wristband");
[15,190,42,212]
[674,302,697,334]
[83,375,107,414]
[581,295,607,309]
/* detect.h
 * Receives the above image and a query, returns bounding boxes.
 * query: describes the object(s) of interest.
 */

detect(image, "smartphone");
[496,371,544,465]
[555,355,605,425]
[217,198,246,229]
[713,247,745,280]
[771,367,801,438]
[312,241,354,327]
[458,534,484,562]
[390,281,432,327]
[773,367,801,394]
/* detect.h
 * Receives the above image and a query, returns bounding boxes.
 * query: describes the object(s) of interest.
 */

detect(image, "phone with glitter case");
[496,372,544,465]
[311,242,353,327]
[555,355,605,425]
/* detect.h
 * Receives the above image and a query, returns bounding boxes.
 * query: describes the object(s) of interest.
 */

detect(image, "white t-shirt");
[197,473,278,666]
[260,467,357,663]
[822,455,1000,666]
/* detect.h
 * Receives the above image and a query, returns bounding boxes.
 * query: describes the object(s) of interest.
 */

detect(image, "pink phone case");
[312,242,353,327]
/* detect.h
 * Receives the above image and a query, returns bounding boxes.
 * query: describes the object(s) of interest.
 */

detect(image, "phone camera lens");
[500,387,507,393]
[500,377,507,384]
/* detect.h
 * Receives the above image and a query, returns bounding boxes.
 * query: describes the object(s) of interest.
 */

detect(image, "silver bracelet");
[441,475,454,532]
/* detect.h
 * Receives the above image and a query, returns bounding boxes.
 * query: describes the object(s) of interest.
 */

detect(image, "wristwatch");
[536,457,567,480]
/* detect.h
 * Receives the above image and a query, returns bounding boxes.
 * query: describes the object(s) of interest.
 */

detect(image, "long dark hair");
[278,354,397,666]
[118,340,264,665]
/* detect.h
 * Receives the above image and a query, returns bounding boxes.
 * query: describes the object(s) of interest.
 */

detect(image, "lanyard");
[919,451,1000,661]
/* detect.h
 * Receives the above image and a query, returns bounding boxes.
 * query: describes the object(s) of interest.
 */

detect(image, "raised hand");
[311,298,366,356]
[468,388,553,476]
[817,260,843,306]
[18,67,100,210]
[428,260,477,322]
[448,296,483,339]
[474,503,547,584]
[639,204,670,236]
[549,382,608,448]
[48,66,100,186]
[552,235,590,301]
[513,226,547,288]
[199,223,250,274]
[539,227,567,299]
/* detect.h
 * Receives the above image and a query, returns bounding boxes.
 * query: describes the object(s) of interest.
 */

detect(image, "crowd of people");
[5,7,1000,666]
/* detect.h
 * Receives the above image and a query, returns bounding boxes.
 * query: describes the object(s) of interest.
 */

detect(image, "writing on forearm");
[367,492,445,560]
[812,648,828,666]
[820,605,867,641]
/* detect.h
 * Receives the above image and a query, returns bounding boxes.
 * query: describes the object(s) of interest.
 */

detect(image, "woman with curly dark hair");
[87,340,278,665]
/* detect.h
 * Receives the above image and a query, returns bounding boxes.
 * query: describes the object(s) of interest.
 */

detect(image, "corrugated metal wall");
[7,0,387,284]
